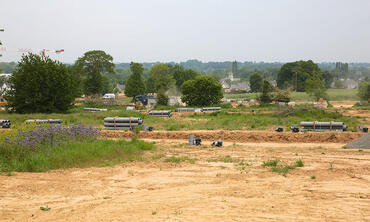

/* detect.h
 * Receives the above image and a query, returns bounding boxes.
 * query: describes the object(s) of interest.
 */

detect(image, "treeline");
[2,60,370,84]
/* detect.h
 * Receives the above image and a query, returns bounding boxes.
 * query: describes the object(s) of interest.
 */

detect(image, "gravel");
[345,133,370,149]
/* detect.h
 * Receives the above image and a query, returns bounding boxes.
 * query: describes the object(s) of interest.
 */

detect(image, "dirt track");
[100,130,364,143]
[1,140,369,221]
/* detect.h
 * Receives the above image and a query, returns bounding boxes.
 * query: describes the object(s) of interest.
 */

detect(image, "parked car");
[103,93,116,99]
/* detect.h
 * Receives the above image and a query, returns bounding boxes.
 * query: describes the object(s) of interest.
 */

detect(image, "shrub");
[181,75,223,106]
[358,81,370,102]
[157,92,169,106]
[273,89,291,103]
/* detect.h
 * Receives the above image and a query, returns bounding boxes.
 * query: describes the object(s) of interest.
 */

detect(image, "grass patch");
[263,159,304,175]
[224,89,358,101]
[164,156,196,164]
[0,138,155,172]
[40,206,51,211]
[262,159,279,167]
[151,154,165,160]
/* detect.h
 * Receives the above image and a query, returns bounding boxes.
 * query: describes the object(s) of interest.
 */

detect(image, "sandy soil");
[100,130,364,143]
[1,140,369,221]
[331,101,357,108]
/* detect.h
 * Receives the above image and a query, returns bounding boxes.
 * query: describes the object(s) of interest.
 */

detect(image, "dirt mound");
[100,130,363,143]
[345,133,370,149]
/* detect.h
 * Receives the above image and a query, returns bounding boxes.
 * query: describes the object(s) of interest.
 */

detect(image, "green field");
[224,89,359,101]
[0,104,362,132]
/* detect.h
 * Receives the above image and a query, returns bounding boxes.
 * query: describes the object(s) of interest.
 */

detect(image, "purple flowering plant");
[0,124,99,158]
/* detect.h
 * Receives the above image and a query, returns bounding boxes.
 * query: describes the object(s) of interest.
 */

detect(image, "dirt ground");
[1,139,369,221]
[100,130,364,143]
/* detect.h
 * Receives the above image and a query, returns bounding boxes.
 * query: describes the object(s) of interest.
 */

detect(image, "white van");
[103,93,116,99]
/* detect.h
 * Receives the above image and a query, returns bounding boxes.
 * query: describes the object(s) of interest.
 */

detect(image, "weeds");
[165,156,196,164]
[311,175,316,179]
[152,211,157,215]
[40,206,51,211]
[329,162,334,170]
[0,137,155,172]
[151,154,165,160]
[263,159,304,175]
[262,159,279,167]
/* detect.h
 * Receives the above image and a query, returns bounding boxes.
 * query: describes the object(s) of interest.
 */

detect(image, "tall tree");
[257,80,273,105]
[305,77,327,100]
[249,72,263,92]
[5,53,75,113]
[74,50,115,95]
[181,75,223,106]
[149,64,174,92]
[322,70,334,88]
[277,60,321,92]
[171,65,198,88]
[125,62,146,98]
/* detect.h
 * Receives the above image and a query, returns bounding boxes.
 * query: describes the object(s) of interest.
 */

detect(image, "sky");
[1,0,370,63]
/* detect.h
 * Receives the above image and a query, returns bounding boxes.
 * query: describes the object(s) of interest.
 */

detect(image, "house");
[230,82,250,92]
[220,78,231,89]
[115,84,125,93]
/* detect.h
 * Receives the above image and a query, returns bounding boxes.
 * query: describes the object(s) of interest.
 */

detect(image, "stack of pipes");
[202,107,221,113]
[25,119,63,126]
[175,108,195,113]
[0,120,11,128]
[300,121,347,132]
[104,117,143,130]
[148,110,172,117]
[83,108,107,112]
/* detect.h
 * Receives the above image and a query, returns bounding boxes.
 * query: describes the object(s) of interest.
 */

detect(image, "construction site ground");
[1,138,369,221]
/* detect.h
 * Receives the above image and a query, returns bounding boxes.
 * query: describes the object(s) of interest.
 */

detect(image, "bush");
[358,81,370,102]
[273,89,291,103]
[157,92,169,106]
[181,75,223,106]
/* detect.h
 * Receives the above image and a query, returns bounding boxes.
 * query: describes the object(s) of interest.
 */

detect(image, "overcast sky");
[1,0,370,63]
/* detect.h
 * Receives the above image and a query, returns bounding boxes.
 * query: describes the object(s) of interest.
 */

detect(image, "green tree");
[322,70,334,88]
[277,60,321,92]
[305,77,327,100]
[358,81,370,102]
[145,75,156,93]
[125,62,146,98]
[149,64,174,92]
[249,72,263,92]
[181,75,223,106]
[171,65,198,88]
[74,50,115,95]
[257,80,273,105]
[5,53,75,113]
[157,91,169,105]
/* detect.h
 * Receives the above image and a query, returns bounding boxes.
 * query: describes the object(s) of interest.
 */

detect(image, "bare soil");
[100,130,364,143]
[1,140,369,221]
